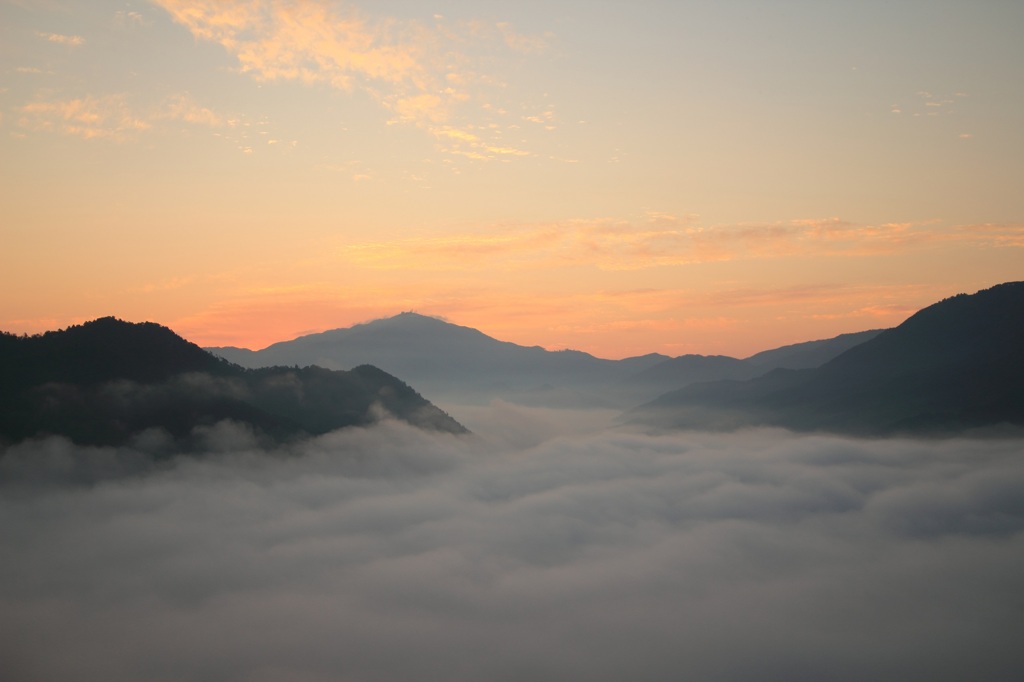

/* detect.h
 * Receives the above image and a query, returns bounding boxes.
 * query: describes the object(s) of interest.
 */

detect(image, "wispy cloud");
[702,283,934,324]
[18,92,240,141]
[18,95,150,140]
[113,10,148,29]
[890,89,969,124]
[960,222,1024,246]
[151,1,426,89]
[432,126,531,160]
[157,269,933,357]
[811,303,919,321]
[81,213,1016,354]
[496,21,549,54]
[338,215,1017,272]
[35,31,85,47]
[159,93,225,127]
[149,0,549,158]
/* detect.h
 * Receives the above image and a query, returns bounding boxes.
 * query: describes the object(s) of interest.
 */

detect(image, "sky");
[2,0,1023,358]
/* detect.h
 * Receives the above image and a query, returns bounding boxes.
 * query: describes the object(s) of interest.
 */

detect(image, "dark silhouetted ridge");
[631,282,1024,435]
[0,316,235,392]
[0,318,467,451]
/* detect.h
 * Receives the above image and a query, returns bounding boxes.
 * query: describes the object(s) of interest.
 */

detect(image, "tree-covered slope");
[1,318,466,450]
[631,282,1024,435]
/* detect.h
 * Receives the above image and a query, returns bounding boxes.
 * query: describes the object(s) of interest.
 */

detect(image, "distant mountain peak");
[393,311,450,322]
[205,310,900,409]
[305,311,484,338]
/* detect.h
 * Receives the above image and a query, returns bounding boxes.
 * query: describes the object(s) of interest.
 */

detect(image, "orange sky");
[2,1,1023,358]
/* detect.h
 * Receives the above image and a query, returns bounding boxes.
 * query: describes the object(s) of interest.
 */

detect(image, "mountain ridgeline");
[629,282,1024,435]
[208,313,884,409]
[0,318,466,451]
[4,282,1020,450]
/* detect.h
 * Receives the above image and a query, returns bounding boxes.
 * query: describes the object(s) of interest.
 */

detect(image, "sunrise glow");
[2,0,1022,357]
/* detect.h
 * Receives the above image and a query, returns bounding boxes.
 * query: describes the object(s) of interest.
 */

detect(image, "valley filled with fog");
[2,409,1022,681]
[5,0,1023,678]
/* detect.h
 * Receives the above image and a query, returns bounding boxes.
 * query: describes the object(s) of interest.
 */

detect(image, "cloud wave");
[2,421,1022,681]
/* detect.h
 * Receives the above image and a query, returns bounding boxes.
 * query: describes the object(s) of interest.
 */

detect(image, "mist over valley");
[5,1,1023,678]
[3,423,1023,681]
[2,284,1024,680]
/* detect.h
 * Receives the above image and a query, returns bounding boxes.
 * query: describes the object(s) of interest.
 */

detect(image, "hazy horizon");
[202,309,889,360]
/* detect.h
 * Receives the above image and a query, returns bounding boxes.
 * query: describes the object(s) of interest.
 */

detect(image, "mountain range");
[4,282,1021,451]
[208,314,883,409]
[628,282,1024,435]
[0,317,465,452]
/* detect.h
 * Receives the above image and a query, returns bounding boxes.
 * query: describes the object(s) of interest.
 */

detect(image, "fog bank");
[2,419,1023,681]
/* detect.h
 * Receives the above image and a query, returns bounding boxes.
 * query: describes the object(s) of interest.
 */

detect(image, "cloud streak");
[18,95,151,140]
[35,31,85,47]
[18,92,240,141]
[159,276,933,358]
[338,215,1024,272]
[1,422,1023,681]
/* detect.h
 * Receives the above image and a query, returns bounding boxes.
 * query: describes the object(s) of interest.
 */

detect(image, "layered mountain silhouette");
[0,317,466,451]
[743,329,883,370]
[629,282,1024,435]
[211,313,659,407]
[5,283,1017,448]
[208,313,880,408]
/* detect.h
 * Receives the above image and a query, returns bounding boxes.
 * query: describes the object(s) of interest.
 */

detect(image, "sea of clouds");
[2,404,1023,681]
